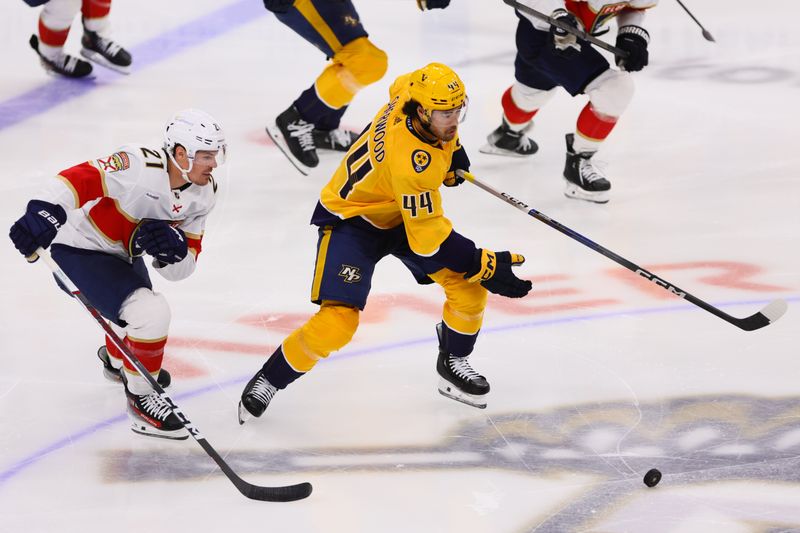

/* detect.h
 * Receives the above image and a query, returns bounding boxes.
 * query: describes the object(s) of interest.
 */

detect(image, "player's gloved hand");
[263,0,294,14]
[465,249,532,298]
[417,0,451,10]
[549,9,581,56]
[444,146,470,187]
[615,25,650,72]
[129,220,188,265]
[9,199,67,259]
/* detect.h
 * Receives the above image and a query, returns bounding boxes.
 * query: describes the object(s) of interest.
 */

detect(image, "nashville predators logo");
[411,150,431,173]
[338,265,362,283]
[342,15,359,27]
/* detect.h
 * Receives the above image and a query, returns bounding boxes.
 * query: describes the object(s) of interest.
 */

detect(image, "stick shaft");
[462,173,785,331]
[36,248,312,501]
[502,0,629,58]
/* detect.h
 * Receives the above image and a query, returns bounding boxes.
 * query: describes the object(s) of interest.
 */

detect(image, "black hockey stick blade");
[236,478,313,502]
[701,29,716,43]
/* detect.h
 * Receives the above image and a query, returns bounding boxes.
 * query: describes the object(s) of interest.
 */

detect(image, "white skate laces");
[287,120,316,152]
[139,391,173,420]
[250,375,277,406]
[327,129,353,149]
[578,156,608,184]
[447,356,482,382]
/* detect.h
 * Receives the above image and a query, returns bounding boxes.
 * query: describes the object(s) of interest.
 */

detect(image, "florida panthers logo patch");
[411,150,431,173]
[97,152,130,173]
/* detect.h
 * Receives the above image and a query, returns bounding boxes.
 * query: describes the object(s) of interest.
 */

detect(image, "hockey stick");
[459,172,787,331]
[34,247,313,502]
[674,0,715,42]
[501,0,629,59]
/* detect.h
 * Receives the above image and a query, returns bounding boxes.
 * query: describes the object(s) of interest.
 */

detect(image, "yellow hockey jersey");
[318,74,460,257]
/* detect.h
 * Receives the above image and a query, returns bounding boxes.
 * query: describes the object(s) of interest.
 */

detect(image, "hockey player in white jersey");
[481,0,657,204]
[8,109,226,440]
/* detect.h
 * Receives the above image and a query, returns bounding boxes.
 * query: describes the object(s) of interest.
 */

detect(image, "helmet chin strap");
[168,151,194,184]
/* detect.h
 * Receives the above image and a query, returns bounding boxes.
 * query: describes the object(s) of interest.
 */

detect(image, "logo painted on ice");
[339,265,362,283]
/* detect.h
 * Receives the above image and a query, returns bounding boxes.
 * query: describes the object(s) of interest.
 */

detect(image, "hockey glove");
[444,146,470,187]
[129,220,188,265]
[417,0,451,10]
[615,25,650,72]
[263,0,294,14]
[549,9,581,56]
[465,249,532,298]
[9,199,67,258]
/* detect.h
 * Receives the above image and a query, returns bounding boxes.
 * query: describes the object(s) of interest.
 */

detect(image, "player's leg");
[482,18,557,157]
[79,0,132,73]
[50,244,184,439]
[30,0,93,78]
[267,0,387,170]
[428,269,490,408]
[239,221,383,423]
[564,68,635,200]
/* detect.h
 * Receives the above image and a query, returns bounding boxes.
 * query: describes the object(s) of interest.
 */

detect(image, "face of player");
[421,104,466,142]
[187,150,219,186]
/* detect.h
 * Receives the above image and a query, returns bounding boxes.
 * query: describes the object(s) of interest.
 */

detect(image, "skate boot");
[435,323,490,408]
[97,346,171,388]
[29,35,93,78]
[122,374,187,440]
[563,133,611,204]
[80,26,132,74]
[266,106,319,175]
[312,128,358,152]
[479,120,538,157]
[238,369,278,424]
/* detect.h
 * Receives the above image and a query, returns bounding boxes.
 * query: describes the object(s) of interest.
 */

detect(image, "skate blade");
[129,419,189,440]
[437,378,487,409]
[237,401,252,425]
[564,180,610,204]
[79,48,131,75]
[265,124,311,176]
[478,143,536,158]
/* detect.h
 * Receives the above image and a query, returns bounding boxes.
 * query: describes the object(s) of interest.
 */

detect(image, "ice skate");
[435,322,490,408]
[312,127,358,152]
[266,106,318,175]
[97,346,171,388]
[563,133,611,204]
[479,120,538,157]
[123,376,187,440]
[238,370,278,424]
[80,27,132,74]
[29,35,93,78]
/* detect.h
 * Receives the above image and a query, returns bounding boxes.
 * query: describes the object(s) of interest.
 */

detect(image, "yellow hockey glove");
[465,249,532,298]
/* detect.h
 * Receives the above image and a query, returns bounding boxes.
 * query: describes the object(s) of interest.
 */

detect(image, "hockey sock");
[280,303,359,373]
[574,102,618,152]
[501,86,538,132]
[122,336,166,394]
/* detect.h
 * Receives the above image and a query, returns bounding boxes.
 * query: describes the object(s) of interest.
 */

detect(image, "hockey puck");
[643,468,661,487]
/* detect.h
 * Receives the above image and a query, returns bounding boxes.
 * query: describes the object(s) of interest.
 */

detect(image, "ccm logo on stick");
[635,269,687,298]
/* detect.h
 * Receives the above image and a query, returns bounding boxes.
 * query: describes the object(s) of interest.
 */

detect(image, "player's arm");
[8,149,139,259]
[394,170,531,298]
[444,138,470,187]
[515,0,570,31]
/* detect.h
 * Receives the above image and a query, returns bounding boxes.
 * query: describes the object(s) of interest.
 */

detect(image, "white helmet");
[163,108,227,182]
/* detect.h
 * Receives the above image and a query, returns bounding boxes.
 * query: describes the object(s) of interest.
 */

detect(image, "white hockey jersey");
[517,0,658,34]
[42,144,217,281]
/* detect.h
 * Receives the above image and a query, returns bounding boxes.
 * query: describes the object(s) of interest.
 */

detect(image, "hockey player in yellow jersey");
[239,63,532,422]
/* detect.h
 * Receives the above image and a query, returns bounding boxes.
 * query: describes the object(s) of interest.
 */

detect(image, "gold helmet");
[407,62,466,113]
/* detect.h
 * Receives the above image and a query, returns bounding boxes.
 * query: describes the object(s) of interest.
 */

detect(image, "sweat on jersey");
[37,144,217,281]
[311,72,476,274]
